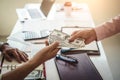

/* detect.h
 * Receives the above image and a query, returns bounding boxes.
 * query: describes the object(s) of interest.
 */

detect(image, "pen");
[56,54,78,64]
[0,56,4,73]
[31,42,45,44]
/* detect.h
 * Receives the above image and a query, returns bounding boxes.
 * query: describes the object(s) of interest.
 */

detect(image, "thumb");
[45,40,49,46]
[49,42,59,50]
[69,33,80,42]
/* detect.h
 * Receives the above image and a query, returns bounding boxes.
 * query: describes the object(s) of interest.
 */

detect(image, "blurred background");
[0,0,120,80]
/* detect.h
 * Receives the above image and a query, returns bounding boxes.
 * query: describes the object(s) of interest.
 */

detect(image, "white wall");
[0,0,40,36]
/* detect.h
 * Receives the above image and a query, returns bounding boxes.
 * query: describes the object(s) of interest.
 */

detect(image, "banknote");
[48,29,85,48]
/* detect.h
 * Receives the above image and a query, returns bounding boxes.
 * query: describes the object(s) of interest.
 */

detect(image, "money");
[48,29,85,48]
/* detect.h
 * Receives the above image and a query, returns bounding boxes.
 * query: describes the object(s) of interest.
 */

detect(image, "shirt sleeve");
[94,15,120,40]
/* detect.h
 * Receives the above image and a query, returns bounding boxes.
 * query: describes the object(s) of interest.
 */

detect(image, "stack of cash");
[48,29,85,48]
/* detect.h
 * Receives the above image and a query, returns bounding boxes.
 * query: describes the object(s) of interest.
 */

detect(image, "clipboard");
[55,53,103,80]
[61,26,100,55]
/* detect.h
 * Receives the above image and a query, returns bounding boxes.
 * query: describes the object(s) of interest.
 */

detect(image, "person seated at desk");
[69,15,120,44]
[0,41,59,80]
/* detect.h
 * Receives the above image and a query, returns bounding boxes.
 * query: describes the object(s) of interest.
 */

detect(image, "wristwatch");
[0,42,9,52]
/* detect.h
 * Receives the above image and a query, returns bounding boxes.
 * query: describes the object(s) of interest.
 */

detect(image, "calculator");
[23,30,50,41]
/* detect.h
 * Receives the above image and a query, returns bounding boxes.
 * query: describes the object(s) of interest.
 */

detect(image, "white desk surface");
[7,3,113,80]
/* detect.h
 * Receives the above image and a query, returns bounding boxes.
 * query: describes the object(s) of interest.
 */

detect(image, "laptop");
[27,0,55,19]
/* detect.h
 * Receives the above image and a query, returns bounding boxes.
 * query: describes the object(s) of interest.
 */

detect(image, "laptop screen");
[40,0,55,17]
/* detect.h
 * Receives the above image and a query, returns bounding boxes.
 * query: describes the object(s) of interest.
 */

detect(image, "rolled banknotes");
[48,29,85,48]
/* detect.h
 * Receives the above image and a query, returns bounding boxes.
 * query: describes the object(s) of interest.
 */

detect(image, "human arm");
[94,15,120,40]
[0,42,28,63]
[1,41,59,80]
[69,15,120,44]
[69,28,97,44]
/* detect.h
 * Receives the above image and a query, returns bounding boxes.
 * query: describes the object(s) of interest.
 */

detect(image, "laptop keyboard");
[27,9,42,19]
[24,30,49,41]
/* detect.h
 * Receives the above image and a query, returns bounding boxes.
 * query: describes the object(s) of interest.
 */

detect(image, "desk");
[7,3,113,80]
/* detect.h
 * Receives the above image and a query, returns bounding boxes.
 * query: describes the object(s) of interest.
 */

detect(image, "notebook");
[55,53,103,80]
[27,0,55,19]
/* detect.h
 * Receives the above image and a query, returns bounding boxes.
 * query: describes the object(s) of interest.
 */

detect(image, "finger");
[53,48,60,54]
[21,52,29,61]
[49,42,59,50]
[84,40,89,45]
[69,33,80,42]
[12,50,21,63]
[16,49,29,61]
[45,40,49,46]
[22,52,29,58]
[84,38,93,45]
[19,50,28,57]
[23,54,29,62]
[50,48,60,57]
[17,51,28,62]
[3,53,12,62]
[19,53,28,62]
[71,30,79,36]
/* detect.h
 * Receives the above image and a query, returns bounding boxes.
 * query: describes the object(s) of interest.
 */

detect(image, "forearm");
[1,42,59,80]
[2,60,41,80]
[94,15,120,40]
[1,50,44,80]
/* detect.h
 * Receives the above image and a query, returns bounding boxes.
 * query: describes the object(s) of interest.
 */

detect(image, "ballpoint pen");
[56,54,78,64]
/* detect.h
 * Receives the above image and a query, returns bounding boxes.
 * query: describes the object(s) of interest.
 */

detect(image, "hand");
[31,41,60,65]
[1,42,59,80]
[69,28,97,44]
[2,45,28,63]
